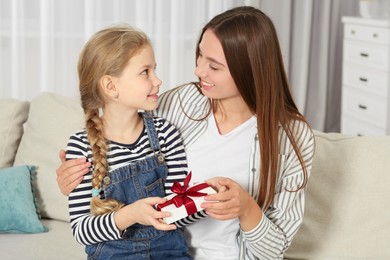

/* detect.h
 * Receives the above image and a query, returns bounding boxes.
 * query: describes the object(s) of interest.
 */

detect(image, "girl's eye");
[141,69,149,75]
[209,65,218,71]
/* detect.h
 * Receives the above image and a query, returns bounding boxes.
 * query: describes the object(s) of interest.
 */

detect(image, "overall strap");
[142,112,164,163]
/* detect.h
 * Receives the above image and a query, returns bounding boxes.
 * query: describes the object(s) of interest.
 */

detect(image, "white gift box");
[157,182,216,224]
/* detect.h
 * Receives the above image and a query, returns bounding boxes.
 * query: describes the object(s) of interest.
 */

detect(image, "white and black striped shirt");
[155,84,315,260]
[66,116,187,245]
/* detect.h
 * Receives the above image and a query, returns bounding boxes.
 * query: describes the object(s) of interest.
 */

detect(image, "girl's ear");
[99,75,118,99]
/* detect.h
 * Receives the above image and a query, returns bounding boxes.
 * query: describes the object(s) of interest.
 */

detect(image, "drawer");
[343,40,390,70]
[341,115,387,136]
[342,64,389,97]
[344,23,390,44]
[342,87,389,129]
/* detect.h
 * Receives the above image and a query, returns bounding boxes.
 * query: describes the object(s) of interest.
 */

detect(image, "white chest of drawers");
[341,17,390,136]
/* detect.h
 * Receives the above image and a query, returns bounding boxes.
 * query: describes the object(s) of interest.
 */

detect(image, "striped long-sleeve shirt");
[66,116,187,245]
[155,83,315,260]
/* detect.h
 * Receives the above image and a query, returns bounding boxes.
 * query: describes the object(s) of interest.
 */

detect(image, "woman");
[57,6,314,259]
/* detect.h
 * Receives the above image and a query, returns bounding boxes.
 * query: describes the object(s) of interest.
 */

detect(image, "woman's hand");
[115,197,177,232]
[202,177,263,231]
[203,177,228,193]
[56,149,91,196]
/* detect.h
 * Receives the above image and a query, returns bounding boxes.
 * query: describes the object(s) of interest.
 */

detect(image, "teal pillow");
[0,165,48,233]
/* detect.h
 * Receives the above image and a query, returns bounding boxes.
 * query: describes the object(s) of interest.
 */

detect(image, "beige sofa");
[0,92,389,260]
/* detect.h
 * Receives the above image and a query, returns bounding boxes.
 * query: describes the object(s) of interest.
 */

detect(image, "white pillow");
[285,130,390,259]
[0,99,29,168]
[14,92,84,222]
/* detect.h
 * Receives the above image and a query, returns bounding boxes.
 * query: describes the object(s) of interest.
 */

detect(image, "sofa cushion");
[0,219,85,259]
[0,165,48,233]
[13,92,84,222]
[0,99,29,168]
[285,130,390,259]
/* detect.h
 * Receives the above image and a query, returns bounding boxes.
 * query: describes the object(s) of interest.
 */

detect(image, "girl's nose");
[154,76,162,89]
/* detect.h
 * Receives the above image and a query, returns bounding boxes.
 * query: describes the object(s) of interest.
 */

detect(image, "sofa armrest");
[285,131,390,259]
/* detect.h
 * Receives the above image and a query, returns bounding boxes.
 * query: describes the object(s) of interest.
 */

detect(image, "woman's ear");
[99,75,118,99]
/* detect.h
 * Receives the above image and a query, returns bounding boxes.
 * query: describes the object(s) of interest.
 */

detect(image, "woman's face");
[194,29,241,101]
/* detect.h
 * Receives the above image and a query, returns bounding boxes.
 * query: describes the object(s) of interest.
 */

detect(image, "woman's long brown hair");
[196,6,311,209]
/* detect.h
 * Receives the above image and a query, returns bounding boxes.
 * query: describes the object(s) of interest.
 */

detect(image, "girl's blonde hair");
[77,24,150,215]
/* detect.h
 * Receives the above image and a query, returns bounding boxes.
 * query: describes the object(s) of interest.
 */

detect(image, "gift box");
[156,172,216,225]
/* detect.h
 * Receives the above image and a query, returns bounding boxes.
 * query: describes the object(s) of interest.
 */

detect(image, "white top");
[185,113,257,259]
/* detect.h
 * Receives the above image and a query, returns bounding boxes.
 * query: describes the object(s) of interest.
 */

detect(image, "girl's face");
[195,29,241,101]
[113,45,162,111]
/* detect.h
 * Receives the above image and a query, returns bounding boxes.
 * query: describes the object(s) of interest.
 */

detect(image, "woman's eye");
[141,69,149,75]
[210,65,218,71]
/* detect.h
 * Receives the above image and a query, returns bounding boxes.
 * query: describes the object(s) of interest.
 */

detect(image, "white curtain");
[288,0,359,132]
[0,0,262,100]
[0,0,359,132]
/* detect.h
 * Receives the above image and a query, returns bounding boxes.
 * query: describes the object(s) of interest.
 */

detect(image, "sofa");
[0,92,389,260]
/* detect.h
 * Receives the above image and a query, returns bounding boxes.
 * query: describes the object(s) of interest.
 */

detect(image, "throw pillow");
[0,99,29,168]
[0,165,48,233]
[13,92,84,221]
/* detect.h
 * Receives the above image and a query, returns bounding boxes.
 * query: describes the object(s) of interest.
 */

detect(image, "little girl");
[66,24,191,259]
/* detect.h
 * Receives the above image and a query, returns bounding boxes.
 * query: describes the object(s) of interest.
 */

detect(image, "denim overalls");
[86,113,191,260]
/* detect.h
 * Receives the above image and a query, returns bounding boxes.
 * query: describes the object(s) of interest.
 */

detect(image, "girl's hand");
[115,197,177,232]
[202,177,262,231]
[56,149,91,196]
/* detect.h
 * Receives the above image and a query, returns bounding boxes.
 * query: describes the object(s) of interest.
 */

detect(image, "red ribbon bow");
[157,172,209,216]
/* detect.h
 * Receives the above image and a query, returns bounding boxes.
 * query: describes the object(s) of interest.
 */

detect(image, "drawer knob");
[373,33,378,38]
[351,30,355,35]
[360,52,369,58]
[358,104,367,110]
[359,77,368,82]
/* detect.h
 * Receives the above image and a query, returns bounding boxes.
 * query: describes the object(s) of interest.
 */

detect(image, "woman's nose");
[194,60,206,78]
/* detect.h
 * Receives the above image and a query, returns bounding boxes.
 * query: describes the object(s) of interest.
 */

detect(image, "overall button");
[103,176,111,185]
[157,155,164,163]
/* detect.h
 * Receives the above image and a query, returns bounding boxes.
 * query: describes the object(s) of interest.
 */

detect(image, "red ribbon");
[157,172,209,216]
